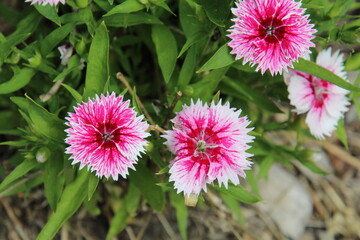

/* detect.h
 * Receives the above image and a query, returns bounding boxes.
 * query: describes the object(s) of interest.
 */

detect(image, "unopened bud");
[28,51,42,68]
[184,193,198,207]
[36,147,51,163]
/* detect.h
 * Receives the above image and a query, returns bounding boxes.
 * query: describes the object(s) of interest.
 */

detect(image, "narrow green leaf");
[150,0,175,15]
[258,155,275,179]
[221,78,281,113]
[0,68,35,95]
[107,183,141,239]
[0,140,28,147]
[37,169,89,240]
[104,0,145,16]
[170,190,188,240]
[300,159,329,175]
[128,161,165,211]
[293,58,360,92]
[44,150,64,211]
[191,67,229,101]
[213,184,261,204]
[0,175,43,198]
[0,159,39,193]
[152,25,178,84]
[24,95,66,142]
[193,0,230,27]
[0,12,40,63]
[197,44,235,72]
[88,173,99,200]
[124,183,141,214]
[34,4,61,26]
[336,118,348,149]
[178,31,207,58]
[61,83,83,103]
[219,192,245,225]
[178,46,198,87]
[103,12,163,27]
[84,22,109,99]
[106,202,128,240]
[40,23,76,56]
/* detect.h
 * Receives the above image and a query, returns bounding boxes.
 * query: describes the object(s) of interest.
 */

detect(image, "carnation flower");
[284,48,350,139]
[25,0,65,6]
[227,0,317,75]
[65,93,150,180]
[162,100,254,196]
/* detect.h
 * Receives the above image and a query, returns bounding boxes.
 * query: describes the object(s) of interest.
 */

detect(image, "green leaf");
[0,12,41,64]
[37,169,89,240]
[128,161,165,211]
[0,159,39,193]
[84,22,110,99]
[40,23,76,56]
[170,190,188,240]
[0,68,36,95]
[151,25,178,84]
[300,158,329,175]
[258,155,275,179]
[104,0,145,16]
[34,4,61,26]
[336,118,348,149]
[293,58,360,92]
[193,0,230,27]
[44,150,64,211]
[221,78,282,113]
[25,95,66,142]
[103,12,163,27]
[61,83,83,103]
[106,183,141,239]
[178,46,198,87]
[178,31,207,58]
[107,201,128,239]
[213,184,261,204]
[0,140,28,147]
[88,173,99,200]
[150,0,175,15]
[345,52,360,71]
[197,44,235,72]
[191,67,229,101]
[124,183,141,214]
[219,192,245,225]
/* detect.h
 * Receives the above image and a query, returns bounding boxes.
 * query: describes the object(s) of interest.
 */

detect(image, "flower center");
[196,140,207,153]
[266,26,275,36]
[101,132,114,141]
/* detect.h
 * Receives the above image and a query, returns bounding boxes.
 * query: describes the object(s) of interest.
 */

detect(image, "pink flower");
[25,0,65,6]
[227,0,317,75]
[65,93,150,180]
[284,48,350,139]
[162,100,254,196]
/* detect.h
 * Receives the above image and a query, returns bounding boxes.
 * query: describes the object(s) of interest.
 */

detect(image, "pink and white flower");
[227,0,317,75]
[162,100,254,196]
[284,48,350,139]
[25,0,65,6]
[65,93,150,180]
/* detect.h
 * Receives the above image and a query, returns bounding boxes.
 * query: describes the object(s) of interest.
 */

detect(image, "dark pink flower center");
[94,123,122,148]
[259,17,286,43]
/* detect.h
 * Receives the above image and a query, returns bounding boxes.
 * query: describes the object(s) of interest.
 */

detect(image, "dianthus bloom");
[227,0,317,75]
[162,100,254,196]
[284,48,350,139]
[25,0,65,6]
[65,93,150,180]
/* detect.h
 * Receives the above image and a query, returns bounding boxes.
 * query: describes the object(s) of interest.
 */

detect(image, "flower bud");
[36,147,51,163]
[28,52,42,68]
